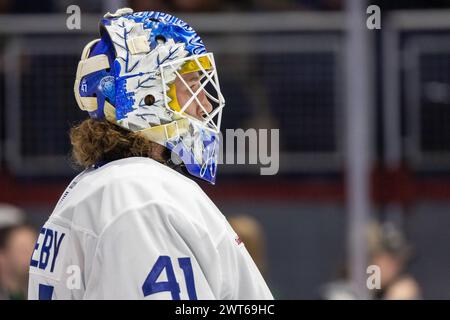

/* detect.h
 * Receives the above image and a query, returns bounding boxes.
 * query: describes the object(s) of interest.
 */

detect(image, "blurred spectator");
[228,214,282,298]
[0,204,25,227]
[368,222,422,300]
[0,204,37,300]
[228,215,268,276]
[321,221,421,300]
[320,276,360,300]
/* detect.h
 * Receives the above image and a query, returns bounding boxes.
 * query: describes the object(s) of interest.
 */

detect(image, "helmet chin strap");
[170,151,183,166]
[165,152,188,177]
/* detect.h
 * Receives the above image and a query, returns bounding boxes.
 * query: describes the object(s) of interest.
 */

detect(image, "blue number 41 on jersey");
[142,256,197,300]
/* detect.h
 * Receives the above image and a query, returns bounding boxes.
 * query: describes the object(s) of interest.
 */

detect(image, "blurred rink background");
[1,0,450,300]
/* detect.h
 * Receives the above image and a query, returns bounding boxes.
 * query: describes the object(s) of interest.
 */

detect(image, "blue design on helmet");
[74,8,225,184]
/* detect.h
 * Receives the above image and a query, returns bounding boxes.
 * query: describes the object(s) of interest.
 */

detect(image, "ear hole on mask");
[144,94,155,106]
[155,35,166,44]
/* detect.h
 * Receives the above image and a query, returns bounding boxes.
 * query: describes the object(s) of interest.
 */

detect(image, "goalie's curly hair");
[70,119,168,168]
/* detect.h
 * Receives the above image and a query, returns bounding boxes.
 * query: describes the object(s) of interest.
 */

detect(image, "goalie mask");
[74,8,225,184]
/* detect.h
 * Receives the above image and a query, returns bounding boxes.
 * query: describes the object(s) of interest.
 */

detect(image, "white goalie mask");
[74,8,225,184]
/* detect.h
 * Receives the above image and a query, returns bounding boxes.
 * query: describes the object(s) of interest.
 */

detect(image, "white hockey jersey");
[28,157,273,300]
